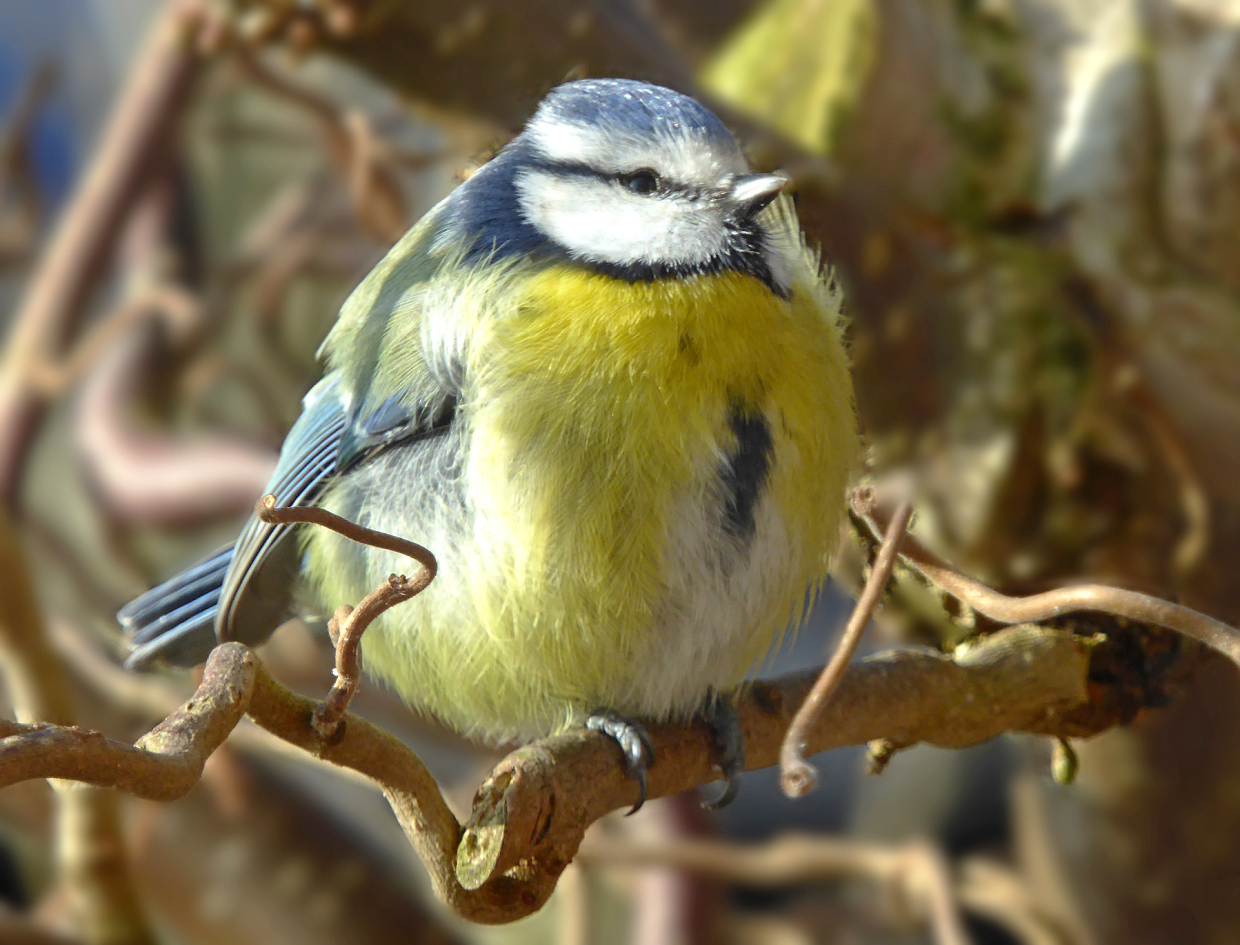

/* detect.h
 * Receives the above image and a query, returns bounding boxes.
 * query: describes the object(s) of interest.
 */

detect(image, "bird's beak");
[728,172,789,218]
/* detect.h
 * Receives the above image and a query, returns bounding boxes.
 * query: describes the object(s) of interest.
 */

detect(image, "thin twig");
[46,616,185,721]
[956,856,1081,945]
[856,490,1240,670]
[582,836,1077,945]
[75,311,277,526]
[916,841,973,945]
[780,494,914,797]
[0,62,57,265]
[0,644,528,923]
[256,495,437,736]
[256,493,437,575]
[312,580,416,738]
[45,613,378,780]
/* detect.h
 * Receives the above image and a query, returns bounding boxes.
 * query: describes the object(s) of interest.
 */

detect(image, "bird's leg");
[700,688,744,810]
[585,710,655,814]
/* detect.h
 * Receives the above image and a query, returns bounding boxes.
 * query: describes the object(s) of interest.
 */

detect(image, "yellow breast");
[324,261,856,741]
[455,266,854,718]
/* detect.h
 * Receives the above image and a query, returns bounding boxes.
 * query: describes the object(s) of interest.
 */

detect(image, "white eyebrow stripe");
[526,116,747,184]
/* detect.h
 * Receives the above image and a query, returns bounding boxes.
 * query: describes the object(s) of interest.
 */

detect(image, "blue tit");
[120,78,857,807]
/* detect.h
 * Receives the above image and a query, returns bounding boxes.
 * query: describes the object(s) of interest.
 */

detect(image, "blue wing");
[120,210,466,669]
[120,370,457,669]
[214,375,351,645]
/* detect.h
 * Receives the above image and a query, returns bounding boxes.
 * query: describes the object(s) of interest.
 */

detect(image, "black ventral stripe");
[720,399,773,540]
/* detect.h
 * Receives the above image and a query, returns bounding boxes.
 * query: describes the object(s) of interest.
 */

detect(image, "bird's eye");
[619,170,660,195]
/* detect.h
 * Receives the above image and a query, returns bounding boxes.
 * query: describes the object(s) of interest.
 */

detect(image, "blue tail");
[118,546,232,669]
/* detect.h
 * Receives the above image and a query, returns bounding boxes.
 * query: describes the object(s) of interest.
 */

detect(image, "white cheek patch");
[528,117,747,186]
[515,169,728,269]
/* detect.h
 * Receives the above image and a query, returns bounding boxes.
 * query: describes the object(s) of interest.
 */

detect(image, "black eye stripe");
[526,159,697,197]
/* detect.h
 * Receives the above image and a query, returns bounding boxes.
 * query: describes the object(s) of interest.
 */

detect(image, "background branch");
[858,489,1240,670]
[0,0,210,504]
[0,511,152,944]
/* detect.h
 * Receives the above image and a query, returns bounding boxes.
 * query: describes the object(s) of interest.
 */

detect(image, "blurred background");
[1,0,1239,942]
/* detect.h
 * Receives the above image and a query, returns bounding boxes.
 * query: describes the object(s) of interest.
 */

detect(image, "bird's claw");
[586,711,655,814]
[701,689,744,810]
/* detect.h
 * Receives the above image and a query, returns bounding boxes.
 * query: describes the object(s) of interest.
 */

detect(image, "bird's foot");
[585,710,655,815]
[701,689,745,810]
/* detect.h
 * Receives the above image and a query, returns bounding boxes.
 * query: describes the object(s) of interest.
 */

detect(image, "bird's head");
[444,79,791,296]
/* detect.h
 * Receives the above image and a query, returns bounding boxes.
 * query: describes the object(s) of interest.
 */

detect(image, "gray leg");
[701,689,745,810]
[586,711,656,814]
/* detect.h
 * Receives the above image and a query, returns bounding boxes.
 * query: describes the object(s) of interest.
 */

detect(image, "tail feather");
[119,546,232,669]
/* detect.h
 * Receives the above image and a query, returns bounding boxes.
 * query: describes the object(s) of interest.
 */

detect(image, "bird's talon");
[586,711,654,814]
[701,689,745,811]
[702,774,741,811]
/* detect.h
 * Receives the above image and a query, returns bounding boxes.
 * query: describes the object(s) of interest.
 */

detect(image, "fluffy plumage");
[120,79,857,746]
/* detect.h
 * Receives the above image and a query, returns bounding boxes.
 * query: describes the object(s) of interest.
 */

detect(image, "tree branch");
[0,623,1094,924]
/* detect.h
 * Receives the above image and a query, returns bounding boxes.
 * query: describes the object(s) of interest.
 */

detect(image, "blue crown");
[439,80,737,267]
[535,79,732,143]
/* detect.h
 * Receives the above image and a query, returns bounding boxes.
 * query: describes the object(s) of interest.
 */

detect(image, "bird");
[119,78,857,809]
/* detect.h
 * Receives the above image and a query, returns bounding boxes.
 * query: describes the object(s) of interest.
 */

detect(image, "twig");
[781,495,913,797]
[256,494,437,574]
[452,623,1092,902]
[918,842,973,945]
[0,510,75,728]
[856,489,1240,670]
[0,0,209,503]
[313,580,416,738]
[55,786,153,945]
[0,644,529,923]
[46,615,185,721]
[256,495,437,736]
[958,856,1083,945]
[582,836,1079,945]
